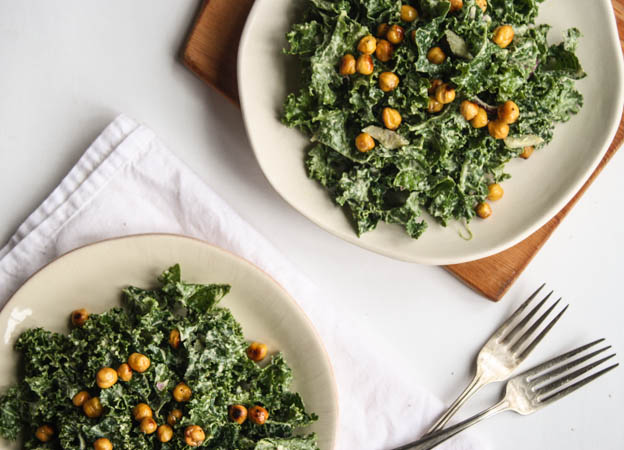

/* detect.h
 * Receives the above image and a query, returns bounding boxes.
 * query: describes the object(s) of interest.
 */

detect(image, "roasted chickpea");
[476,202,492,219]
[167,409,183,426]
[520,146,534,159]
[460,100,479,121]
[184,425,205,447]
[93,438,113,450]
[386,24,405,45]
[355,133,376,153]
[127,353,150,373]
[487,183,504,201]
[35,425,54,442]
[139,417,157,435]
[357,35,377,55]
[133,403,153,421]
[428,79,443,95]
[498,100,520,124]
[476,0,487,12]
[83,397,103,418]
[493,25,514,49]
[117,363,132,382]
[356,54,374,75]
[72,390,91,407]
[379,72,400,92]
[427,47,446,65]
[375,39,394,62]
[71,308,89,327]
[450,0,463,12]
[96,367,118,389]
[435,83,456,104]
[249,406,269,425]
[339,54,356,76]
[169,329,181,349]
[400,5,418,22]
[229,405,248,424]
[470,107,489,128]
[382,107,402,130]
[376,23,390,38]
[488,120,510,139]
[173,382,192,402]
[427,97,444,113]
[157,424,173,443]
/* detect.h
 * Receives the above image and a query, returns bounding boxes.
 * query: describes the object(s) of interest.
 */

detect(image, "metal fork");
[394,339,618,450]
[426,285,567,433]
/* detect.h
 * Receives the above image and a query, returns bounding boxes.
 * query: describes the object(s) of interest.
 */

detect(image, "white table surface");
[0,1,622,449]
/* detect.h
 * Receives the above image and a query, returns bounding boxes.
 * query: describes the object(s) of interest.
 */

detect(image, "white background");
[0,1,622,449]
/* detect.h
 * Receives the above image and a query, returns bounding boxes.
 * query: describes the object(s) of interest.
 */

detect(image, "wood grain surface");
[182,0,624,301]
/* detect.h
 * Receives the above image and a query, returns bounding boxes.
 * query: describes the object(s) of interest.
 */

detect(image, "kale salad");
[283,0,585,239]
[0,265,318,450]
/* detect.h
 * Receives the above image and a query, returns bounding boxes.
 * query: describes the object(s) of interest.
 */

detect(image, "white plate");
[0,234,338,449]
[238,0,624,265]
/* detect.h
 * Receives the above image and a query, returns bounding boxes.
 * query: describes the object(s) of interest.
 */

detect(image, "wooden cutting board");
[182,0,624,301]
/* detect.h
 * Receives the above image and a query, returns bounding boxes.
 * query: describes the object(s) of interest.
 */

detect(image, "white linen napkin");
[0,115,484,450]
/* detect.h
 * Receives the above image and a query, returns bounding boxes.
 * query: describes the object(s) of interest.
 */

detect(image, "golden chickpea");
[400,5,418,22]
[229,405,248,424]
[375,39,394,62]
[72,390,91,407]
[339,54,356,76]
[167,409,183,426]
[35,425,54,442]
[435,83,456,104]
[492,25,514,49]
[357,35,377,55]
[376,23,390,38]
[498,100,520,124]
[356,54,374,75]
[139,417,157,435]
[173,382,192,402]
[476,0,487,12]
[488,120,510,139]
[487,183,504,201]
[355,133,376,153]
[460,101,479,121]
[427,97,444,113]
[93,438,113,450]
[133,403,153,421]
[96,367,118,389]
[249,406,269,425]
[450,0,463,12]
[379,72,400,92]
[127,353,150,373]
[157,424,173,443]
[386,24,405,45]
[520,146,534,159]
[71,308,89,327]
[169,329,181,349]
[470,107,489,128]
[476,202,492,219]
[427,47,446,65]
[382,107,402,130]
[184,425,205,447]
[117,364,132,382]
[428,79,443,95]
[83,397,103,418]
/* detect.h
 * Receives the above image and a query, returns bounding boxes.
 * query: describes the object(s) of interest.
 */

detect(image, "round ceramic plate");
[238,0,624,265]
[0,234,338,449]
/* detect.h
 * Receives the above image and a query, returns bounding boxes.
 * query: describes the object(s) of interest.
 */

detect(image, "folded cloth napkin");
[0,115,484,450]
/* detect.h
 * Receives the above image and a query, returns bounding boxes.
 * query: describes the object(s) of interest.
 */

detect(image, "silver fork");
[426,285,567,433]
[394,339,618,450]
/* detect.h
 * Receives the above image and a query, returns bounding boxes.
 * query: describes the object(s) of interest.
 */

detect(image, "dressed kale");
[0,265,318,449]
[283,0,584,238]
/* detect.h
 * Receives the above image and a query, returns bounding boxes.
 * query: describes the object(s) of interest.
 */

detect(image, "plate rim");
[237,0,624,265]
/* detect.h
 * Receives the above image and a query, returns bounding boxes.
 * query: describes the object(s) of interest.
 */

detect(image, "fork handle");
[392,400,510,450]
[426,372,486,433]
